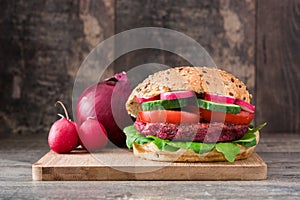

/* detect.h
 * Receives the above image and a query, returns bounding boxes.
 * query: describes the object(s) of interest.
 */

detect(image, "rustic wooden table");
[0,133,299,199]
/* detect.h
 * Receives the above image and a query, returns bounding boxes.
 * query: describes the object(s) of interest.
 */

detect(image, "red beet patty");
[134,121,248,143]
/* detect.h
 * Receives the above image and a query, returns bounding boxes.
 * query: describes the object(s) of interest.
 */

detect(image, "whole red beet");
[76,72,132,147]
[78,118,108,151]
[48,101,79,153]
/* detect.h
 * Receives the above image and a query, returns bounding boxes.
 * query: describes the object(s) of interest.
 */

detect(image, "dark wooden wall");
[256,0,300,132]
[0,0,115,137]
[0,0,299,137]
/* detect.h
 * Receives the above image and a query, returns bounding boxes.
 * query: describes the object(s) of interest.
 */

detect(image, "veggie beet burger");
[124,66,265,162]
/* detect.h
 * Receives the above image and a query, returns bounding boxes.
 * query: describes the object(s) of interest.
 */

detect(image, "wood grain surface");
[32,150,267,181]
[0,0,115,137]
[256,0,300,133]
[115,0,256,93]
[1,133,300,199]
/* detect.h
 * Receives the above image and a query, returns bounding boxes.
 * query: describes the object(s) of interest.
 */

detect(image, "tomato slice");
[137,109,254,125]
[200,109,254,125]
[138,110,199,124]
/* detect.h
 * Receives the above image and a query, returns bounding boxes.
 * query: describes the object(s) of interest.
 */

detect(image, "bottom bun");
[133,131,259,162]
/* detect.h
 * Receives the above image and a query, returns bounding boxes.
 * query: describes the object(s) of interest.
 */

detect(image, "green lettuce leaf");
[215,143,240,163]
[248,122,267,134]
[167,141,215,154]
[234,132,257,147]
[123,122,266,162]
[233,122,267,147]
[146,136,170,150]
[123,125,153,149]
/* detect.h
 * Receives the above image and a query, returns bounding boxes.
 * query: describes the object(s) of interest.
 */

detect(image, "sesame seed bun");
[126,66,251,117]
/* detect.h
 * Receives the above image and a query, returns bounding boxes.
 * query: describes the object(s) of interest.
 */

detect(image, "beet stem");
[57,114,65,119]
[56,101,70,120]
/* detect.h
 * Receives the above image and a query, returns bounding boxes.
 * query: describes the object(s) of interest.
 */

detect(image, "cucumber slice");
[142,98,196,111]
[197,99,241,114]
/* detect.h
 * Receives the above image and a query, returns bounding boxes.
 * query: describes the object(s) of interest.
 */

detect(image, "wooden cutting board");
[32,148,267,181]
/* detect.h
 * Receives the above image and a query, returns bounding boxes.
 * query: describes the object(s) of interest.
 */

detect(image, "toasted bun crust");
[132,131,259,162]
[126,66,251,117]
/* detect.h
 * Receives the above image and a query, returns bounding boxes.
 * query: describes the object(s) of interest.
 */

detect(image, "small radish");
[160,91,195,100]
[235,99,256,113]
[136,95,160,103]
[204,93,236,104]
[78,118,108,151]
[48,101,79,153]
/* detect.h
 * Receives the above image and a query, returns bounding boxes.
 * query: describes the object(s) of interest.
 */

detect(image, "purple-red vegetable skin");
[48,101,79,153]
[235,99,256,113]
[204,93,236,104]
[48,118,79,153]
[78,118,108,151]
[136,95,160,103]
[160,91,195,100]
[76,72,132,147]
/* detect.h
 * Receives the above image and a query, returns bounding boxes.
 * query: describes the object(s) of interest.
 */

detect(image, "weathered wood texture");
[256,0,300,133]
[0,0,114,137]
[0,0,299,135]
[115,0,256,93]
[32,151,266,181]
[1,134,300,198]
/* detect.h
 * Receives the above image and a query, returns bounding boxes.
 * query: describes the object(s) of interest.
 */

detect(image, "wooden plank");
[256,0,300,132]
[0,0,115,138]
[3,134,300,198]
[115,0,256,94]
[32,149,267,181]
